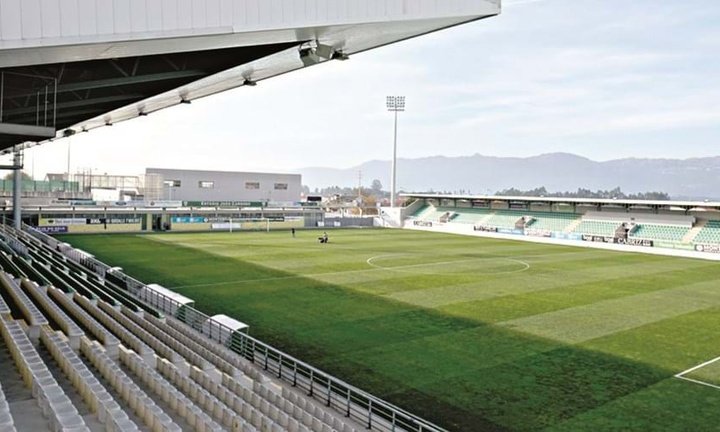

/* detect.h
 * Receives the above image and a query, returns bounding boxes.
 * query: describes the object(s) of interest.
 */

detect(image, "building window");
[245,182,260,190]
[274,183,288,190]
[198,181,214,189]
[163,180,181,187]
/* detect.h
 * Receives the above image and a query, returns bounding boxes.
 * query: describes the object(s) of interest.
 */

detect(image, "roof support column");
[12,149,22,230]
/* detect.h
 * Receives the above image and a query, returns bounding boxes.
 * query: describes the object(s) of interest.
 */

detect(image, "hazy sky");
[7,0,720,181]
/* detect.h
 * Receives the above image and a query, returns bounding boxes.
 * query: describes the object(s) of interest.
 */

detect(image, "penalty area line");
[675,355,720,378]
[674,375,720,391]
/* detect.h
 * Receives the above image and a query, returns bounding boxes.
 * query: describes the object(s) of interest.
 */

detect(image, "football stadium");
[1,1,720,432]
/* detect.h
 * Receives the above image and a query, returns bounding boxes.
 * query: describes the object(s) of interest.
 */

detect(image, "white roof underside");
[405,193,720,210]
[145,283,194,305]
[0,0,500,152]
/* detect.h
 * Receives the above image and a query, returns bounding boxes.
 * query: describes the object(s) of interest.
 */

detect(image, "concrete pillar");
[12,151,21,230]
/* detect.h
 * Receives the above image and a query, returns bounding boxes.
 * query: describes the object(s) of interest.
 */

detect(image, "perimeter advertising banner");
[525,229,552,238]
[37,226,68,234]
[498,228,524,235]
[552,232,584,241]
[582,235,618,244]
[655,241,695,251]
[44,218,86,226]
[618,238,654,247]
[695,244,720,253]
[184,201,264,208]
[474,225,496,232]
[171,216,209,224]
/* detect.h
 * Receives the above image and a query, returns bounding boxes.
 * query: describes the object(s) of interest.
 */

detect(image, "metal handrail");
[21,223,447,432]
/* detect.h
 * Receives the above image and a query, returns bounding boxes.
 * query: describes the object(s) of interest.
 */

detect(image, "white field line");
[673,355,720,392]
[170,253,531,290]
[675,355,720,378]
[674,375,720,391]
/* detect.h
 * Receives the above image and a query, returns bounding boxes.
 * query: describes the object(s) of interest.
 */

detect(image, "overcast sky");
[8,0,720,181]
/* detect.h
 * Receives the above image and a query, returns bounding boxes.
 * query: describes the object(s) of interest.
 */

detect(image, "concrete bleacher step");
[21,279,84,350]
[35,332,107,432]
[80,337,183,432]
[119,308,213,374]
[157,361,249,431]
[47,287,121,357]
[0,272,49,339]
[0,317,91,432]
[92,299,181,367]
[144,314,239,378]
[164,317,257,378]
[476,213,495,225]
[683,219,707,243]
[0,287,11,319]
[117,348,219,432]
[77,346,152,432]
[564,218,584,233]
[0,341,26,431]
[75,296,156,365]
[40,326,140,431]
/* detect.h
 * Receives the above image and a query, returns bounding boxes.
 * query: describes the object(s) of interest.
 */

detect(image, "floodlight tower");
[386,96,405,208]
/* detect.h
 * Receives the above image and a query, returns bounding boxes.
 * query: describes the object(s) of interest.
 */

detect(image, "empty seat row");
[0,272,49,329]
[96,300,179,364]
[0,317,90,432]
[222,374,327,432]
[191,368,289,432]
[40,327,140,432]
[21,280,84,349]
[630,224,689,241]
[166,317,257,377]
[75,296,154,362]
[693,220,720,244]
[0,250,28,279]
[47,287,120,357]
[117,350,219,432]
[0,286,10,318]
[0,379,17,431]
[572,220,620,236]
[80,337,180,432]
[10,254,52,287]
[157,361,253,431]
[120,308,211,372]
[138,313,235,375]
[276,385,358,432]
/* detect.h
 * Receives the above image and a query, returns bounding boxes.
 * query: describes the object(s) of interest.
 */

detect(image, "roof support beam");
[2,94,143,117]
[0,122,54,138]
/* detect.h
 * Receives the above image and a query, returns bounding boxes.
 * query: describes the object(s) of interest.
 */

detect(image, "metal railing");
[20,223,447,432]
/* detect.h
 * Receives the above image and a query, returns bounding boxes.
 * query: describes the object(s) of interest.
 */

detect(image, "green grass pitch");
[58,228,720,431]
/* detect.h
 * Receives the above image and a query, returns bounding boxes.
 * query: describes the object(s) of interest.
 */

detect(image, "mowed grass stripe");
[386,257,709,308]
[500,279,720,344]
[439,264,720,323]
[57,230,720,432]
[545,378,720,432]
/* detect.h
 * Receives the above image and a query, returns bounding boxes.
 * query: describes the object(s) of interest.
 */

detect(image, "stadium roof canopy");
[0,0,500,153]
[404,193,720,212]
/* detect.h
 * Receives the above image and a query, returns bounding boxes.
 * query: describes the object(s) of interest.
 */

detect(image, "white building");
[146,168,301,204]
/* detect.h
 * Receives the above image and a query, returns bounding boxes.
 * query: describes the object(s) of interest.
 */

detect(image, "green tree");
[3,171,31,181]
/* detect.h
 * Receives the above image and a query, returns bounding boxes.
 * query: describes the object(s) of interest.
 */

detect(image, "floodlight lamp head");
[386,95,406,111]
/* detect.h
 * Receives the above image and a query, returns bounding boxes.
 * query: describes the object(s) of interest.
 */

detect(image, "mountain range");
[298,153,720,200]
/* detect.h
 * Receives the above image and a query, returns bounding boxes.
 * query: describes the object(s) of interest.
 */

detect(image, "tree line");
[495,186,670,200]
